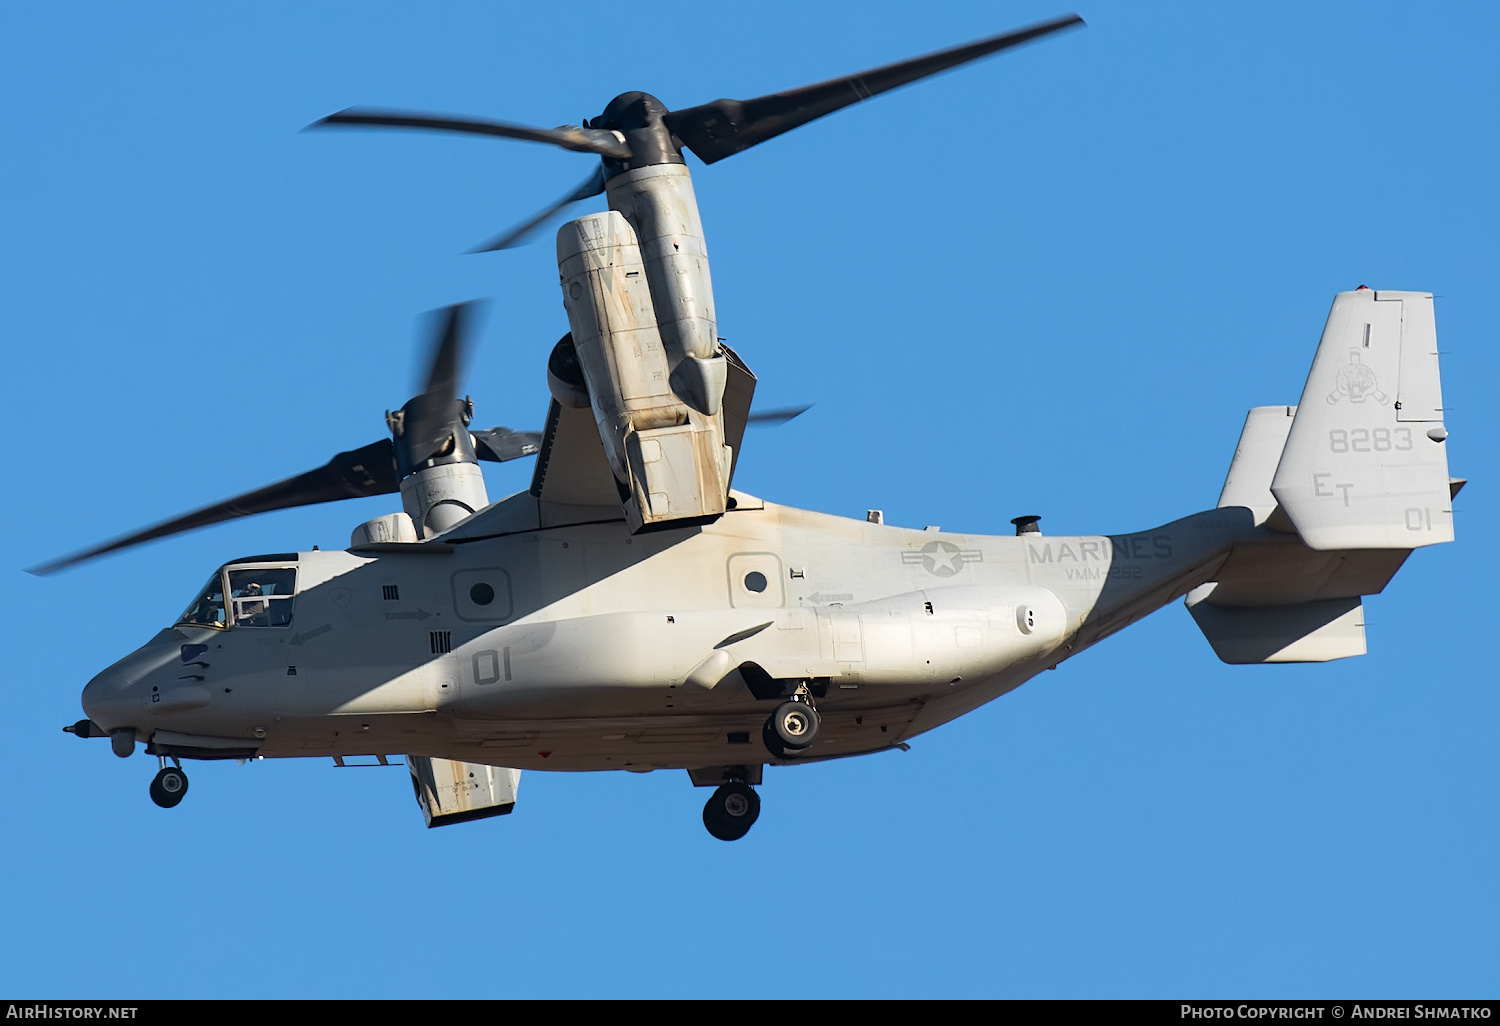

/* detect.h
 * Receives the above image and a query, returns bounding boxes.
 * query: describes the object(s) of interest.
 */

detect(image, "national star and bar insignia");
[901,540,983,577]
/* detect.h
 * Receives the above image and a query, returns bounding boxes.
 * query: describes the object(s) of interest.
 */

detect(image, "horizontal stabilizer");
[1186,585,1365,664]
[1271,290,1453,550]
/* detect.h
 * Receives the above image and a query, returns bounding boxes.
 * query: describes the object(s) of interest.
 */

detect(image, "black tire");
[762,719,793,760]
[149,766,189,809]
[768,700,820,750]
[702,782,760,841]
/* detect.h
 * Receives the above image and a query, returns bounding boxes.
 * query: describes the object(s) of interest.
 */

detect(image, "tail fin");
[1217,405,1296,526]
[1186,289,1459,665]
[1270,289,1453,549]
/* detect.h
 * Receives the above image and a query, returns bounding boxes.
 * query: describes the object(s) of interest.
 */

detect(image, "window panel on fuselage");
[177,573,228,630]
[228,567,297,628]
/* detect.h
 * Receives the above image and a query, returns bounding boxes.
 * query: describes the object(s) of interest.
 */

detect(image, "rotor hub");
[593,91,683,174]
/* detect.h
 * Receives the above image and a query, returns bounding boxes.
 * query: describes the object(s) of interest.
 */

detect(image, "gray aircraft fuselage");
[81,490,1268,773]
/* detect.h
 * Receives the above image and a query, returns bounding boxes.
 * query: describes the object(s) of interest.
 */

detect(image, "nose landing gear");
[702,781,760,841]
[149,757,189,809]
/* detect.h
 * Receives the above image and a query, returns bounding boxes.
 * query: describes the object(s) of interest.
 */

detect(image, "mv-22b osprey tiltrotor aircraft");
[38,15,1461,840]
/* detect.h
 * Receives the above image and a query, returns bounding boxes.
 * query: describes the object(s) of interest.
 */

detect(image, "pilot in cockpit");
[235,582,268,627]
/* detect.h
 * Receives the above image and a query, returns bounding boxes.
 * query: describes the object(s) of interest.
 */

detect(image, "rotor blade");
[308,108,632,159]
[664,14,1085,165]
[746,403,812,426]
[28,439,398,576]
[402,302,477,465]
[471,426,543,462]
[469,165,607,253]
[421,302,468,399]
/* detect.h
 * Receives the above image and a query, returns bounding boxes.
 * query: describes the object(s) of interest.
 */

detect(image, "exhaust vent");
[1010,515,1042,536]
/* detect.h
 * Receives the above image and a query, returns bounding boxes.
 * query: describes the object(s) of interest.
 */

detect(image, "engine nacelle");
[605,163,722,403]
[557,207,731,530]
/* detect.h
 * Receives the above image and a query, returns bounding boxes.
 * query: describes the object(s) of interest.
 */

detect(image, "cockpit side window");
[178,573,228,630]
[228,567,297,628]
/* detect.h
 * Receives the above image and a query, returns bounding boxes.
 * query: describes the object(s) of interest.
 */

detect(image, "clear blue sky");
[3,0,1496,998]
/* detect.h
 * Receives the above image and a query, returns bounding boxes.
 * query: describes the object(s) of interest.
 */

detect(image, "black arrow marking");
[290,624,333,646]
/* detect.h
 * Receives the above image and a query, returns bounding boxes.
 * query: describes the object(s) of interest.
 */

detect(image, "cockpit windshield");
[228,567,297,628]
[178,574,227,630]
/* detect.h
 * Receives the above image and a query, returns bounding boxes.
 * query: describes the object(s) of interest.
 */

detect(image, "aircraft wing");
[529,340,759,513]
[720,341,757,489]
[528,398,623,508]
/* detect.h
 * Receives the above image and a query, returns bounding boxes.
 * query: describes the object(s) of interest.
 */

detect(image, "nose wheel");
[149,759,189,809]
[702,782,760,841]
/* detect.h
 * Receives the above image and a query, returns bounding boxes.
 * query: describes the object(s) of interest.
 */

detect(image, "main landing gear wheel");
[763,700,820,759]
[149,766,189,809]
[702,782,760,841]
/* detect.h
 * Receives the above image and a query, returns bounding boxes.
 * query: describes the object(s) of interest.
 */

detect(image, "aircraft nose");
[82,666,139,733]
[81,629,185,732]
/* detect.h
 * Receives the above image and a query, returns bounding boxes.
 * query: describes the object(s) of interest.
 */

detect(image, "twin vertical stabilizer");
[1188,289,1458,665]
[1270,289,1452,549]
